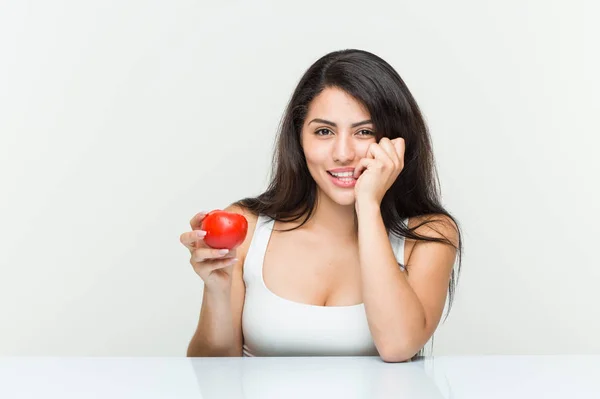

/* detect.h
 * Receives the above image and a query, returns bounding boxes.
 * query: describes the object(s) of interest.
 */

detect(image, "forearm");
[356,200,427,361]
[187,288,241,357]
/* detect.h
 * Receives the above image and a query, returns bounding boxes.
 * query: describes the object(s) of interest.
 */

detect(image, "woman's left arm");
[356,201,458,363]
[352,137,458,363]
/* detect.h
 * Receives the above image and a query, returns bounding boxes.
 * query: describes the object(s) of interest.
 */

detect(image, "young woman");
[181,49,463,362]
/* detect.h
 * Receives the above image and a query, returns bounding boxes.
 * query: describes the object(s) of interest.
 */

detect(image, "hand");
[353,137,405,205]
[180,211,238,292]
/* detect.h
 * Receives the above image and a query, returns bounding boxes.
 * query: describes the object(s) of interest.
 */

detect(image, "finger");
[391,138,405,165]
[189,211,208,230]
[192,256,238,277]
[367,142,394,168]
[378,138,400,166]
[366,143,376,159]
[205,257,239,272]
[180,230,208,251]
[353,157,380,178]
[192,247,237,263]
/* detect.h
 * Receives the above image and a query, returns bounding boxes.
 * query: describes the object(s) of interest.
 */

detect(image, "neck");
[301,190,359,240]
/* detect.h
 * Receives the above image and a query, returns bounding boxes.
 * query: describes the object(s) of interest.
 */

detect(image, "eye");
[314,128,374,137]
[315,128,332,136]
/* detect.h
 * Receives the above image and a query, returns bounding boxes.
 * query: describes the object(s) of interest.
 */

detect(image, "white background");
[1,0,598,356]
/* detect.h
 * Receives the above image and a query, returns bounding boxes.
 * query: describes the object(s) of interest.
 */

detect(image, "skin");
[184,87,458,361]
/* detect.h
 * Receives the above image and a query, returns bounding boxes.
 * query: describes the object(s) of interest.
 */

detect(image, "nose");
[332,134,356,164]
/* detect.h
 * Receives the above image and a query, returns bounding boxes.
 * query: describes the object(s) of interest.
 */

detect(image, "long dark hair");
[233,49,463,358]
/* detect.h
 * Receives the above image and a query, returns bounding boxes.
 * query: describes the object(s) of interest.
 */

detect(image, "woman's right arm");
[187,261,245,356]
[183,205,256,357]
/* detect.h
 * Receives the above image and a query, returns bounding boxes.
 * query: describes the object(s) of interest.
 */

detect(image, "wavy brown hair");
[232,49,464,358]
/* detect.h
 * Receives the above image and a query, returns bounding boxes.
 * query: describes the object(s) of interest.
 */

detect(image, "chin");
[336,195,356,206]
[323,189,356,207]
[314,174,357,207]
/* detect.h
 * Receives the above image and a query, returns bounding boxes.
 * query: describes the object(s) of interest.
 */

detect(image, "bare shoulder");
[223,204,259,263]
[408,213,460,248]
[404,213,460,277]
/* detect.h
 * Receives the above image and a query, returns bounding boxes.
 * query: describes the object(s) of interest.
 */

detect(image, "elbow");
[186,343,202,357]
[377,342,421,363]
[187,341,242,357]
[379,351,413,363]
[376,321,431,363]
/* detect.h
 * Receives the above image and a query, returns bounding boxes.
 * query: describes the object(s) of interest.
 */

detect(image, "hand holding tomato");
[201,210,248,250]
[180,210,247,291]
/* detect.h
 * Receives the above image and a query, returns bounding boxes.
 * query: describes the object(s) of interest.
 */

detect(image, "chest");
[262,230,363,307]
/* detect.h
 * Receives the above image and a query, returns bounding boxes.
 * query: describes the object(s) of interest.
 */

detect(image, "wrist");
[355,197,380,214]
[203,283,232,301]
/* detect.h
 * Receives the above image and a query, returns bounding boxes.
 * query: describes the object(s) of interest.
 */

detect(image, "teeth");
[330,171,354,177]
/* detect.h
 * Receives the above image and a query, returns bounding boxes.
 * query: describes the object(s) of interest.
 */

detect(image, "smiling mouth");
[326,171,357,188]
[327,171,356,179]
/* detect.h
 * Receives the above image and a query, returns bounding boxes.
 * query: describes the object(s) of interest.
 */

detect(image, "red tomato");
[200,210,248,250]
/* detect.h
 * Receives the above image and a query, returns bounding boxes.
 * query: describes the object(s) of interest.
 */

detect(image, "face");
[301,87,377,206]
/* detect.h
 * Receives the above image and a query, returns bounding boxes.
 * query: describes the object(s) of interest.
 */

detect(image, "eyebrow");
[308,118,372,128]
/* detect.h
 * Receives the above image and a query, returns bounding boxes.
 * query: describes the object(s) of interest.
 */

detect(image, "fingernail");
[197,230,206,237]
[228,258,238,263]
[218,249,229,255]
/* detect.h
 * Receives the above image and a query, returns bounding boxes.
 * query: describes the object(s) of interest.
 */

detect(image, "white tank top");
[241,214,409,357]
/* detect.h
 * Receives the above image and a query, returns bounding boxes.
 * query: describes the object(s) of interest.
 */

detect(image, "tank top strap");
[243,213,274,280]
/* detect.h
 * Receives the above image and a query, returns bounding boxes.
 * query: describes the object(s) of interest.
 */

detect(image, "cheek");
[303,144,328,165]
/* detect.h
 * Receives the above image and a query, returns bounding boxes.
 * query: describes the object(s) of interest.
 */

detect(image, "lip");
[327,170,357,188]
[327,167,356,173]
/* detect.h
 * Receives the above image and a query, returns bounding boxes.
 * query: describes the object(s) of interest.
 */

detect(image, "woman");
[181,49,463,362]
